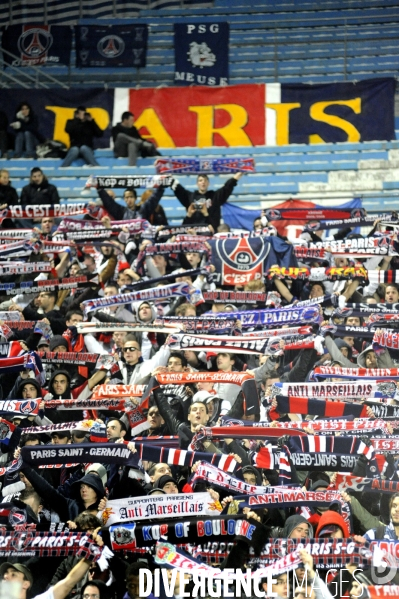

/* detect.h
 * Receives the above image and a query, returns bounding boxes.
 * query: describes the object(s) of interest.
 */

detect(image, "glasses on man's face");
[83,594,100,599]
[123,347,140,353]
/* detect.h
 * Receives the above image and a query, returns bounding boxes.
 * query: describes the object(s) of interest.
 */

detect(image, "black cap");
[157,475,177,490]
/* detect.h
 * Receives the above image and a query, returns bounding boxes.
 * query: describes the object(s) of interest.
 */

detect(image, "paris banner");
[174,22,229,87]
[1,25,72,67]
[75,25,148,68]
[120,77,395,147]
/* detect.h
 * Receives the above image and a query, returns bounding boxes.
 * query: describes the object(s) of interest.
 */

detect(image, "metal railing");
[0,47,69,89]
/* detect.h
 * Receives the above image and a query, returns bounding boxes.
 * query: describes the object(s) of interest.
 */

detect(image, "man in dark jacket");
[112,111,160,166]
[96,184,166,222]
[61,106,103,167]
[20,167,60,208]
[171,171,242,231]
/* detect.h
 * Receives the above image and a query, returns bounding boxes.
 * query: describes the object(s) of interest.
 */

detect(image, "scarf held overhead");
[82,282,204,314]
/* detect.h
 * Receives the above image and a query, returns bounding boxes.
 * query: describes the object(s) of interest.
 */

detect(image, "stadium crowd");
[0,161,397,599]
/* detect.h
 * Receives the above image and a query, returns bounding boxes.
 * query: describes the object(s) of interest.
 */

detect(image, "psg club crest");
[18,26,53,63]
[97,35,125,58]
[214,237,271,286]
[2,24,72,67]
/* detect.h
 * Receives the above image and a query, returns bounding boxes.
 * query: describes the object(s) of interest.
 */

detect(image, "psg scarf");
[221,415,391,434]
[21,442,139,466]
[110,514,250,550]
[135,242,210,276]
[190,462,285,495]
[153,540,302,580]
[265,207,367,221]
[274,381,397,399]
[249,538,372,569]
[155,157,255,174]
[99,492,222,527]
[45,397,143,412]
[125,268,209,292]
[304,212,397,232]
[267,265,368,282]
[57,217,150,234]
[215,305,322,327]
[373,330,399,351]
[130,441,238,473]
[95,175,173,189]
[0,531,102,561]
[203,290,269,304]
[0,203,89,222]
[0,261,52,276]
[313,366,399,380]
[336,301,399,314]
[236,489,348,516]
[166,332,316,355]
[154,372,259,418]
[38,352,115,369]
[369,313,399,324]
[286,434,375,461]
[0,399,40,416]
[307,235,392,257]
[293,246,328,260]
[156,225,213,239]
[154,316,238,334]
[322,324,376,339]
[76,322,180,335]
[21,420,107,441]
[334,473,399,494]
[91,384,146,400]
[0,275,90,296]
[275,395,369,418]
[82,282,204,314]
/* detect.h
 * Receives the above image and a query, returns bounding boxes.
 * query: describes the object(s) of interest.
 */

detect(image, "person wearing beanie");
[304,479,331,529]
[49,336,69,352]
[281,514,314,539]
[241,465,263,486]
[157,475,179,494]
[85,463,108,488]
[315,509,351,538]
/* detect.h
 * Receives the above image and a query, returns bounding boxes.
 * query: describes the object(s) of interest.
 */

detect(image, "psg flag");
[174,22,229,87]
[75,25,148,68]
[1,25,72,67]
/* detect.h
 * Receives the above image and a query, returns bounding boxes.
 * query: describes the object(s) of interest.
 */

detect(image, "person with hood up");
[44,368,106,423]
[303,479,331,530]
[241,465,263,486]
[130,301,163,360]
[18,469,107,522]
[7,378,52,428]
[315,509,351,538]
[322,336,354,368]
[357,342,395,370]
[281,514,314,539]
